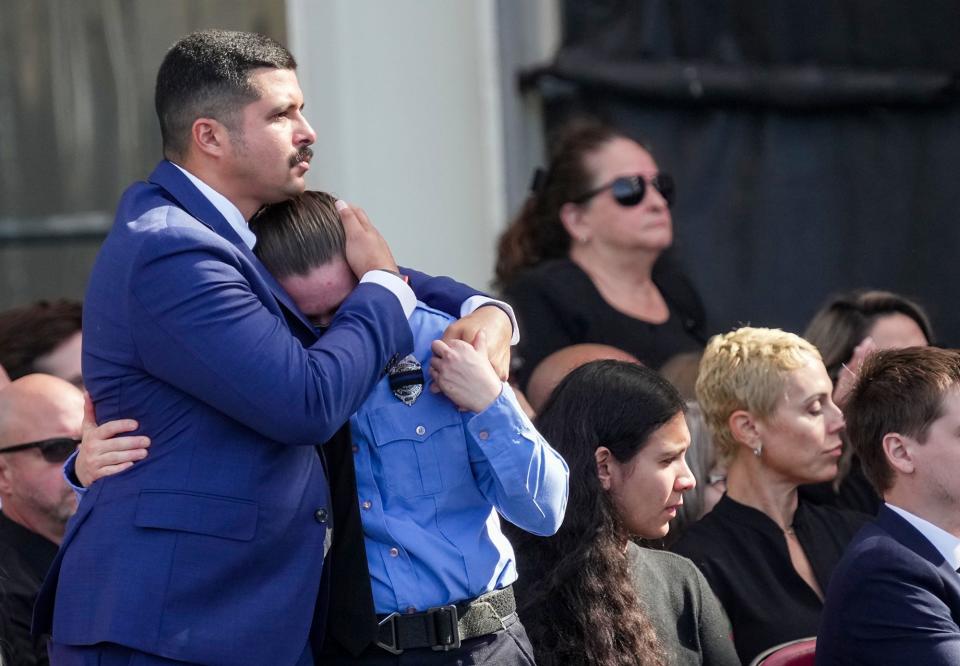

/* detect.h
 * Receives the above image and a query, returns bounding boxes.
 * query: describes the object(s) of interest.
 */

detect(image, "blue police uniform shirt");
[352,303,568,613]
[65,302,568,615]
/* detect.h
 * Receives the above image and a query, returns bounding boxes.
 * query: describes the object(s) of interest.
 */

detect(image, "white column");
[287,0,506,290]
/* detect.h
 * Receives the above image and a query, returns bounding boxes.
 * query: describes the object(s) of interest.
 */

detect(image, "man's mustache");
[290,147,314,167]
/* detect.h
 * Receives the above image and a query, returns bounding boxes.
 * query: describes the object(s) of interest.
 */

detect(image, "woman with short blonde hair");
[672,327,868,664]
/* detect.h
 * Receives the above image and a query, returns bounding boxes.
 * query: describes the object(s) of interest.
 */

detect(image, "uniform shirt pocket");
[368,399,469,498]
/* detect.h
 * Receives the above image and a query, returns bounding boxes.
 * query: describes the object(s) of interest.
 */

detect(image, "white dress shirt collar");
[887,502,960,570]
[171,163,257,250]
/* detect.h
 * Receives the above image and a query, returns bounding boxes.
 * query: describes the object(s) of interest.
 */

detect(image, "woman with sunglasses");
[495,119,706,390]
[509,360,738,665]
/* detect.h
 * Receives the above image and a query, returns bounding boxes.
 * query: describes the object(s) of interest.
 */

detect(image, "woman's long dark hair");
[511,360,686,665]
[494,119,626,288]
[804,289,933,384]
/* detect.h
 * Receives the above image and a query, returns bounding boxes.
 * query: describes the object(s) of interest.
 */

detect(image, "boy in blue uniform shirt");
[75,191,568,663]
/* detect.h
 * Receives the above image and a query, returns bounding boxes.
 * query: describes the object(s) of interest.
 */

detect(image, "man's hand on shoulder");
[441,305,512,380]
[338,200,399,277]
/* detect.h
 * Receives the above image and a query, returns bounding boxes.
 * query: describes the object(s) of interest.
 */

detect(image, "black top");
[799,453,881,516]
[502,257,706,390]
[0,510,58,666]
[671,494,868,664]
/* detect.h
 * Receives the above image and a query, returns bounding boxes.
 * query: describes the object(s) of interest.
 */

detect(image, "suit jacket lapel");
[147,161,317,337]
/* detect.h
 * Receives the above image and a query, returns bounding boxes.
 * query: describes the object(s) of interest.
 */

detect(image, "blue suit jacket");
[817,504,960,665]
[33,161,479,666]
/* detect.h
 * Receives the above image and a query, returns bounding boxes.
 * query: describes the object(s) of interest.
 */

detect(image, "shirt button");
[314,508,328,523]
[361,500,372,510]
[352,444,359,453]
[415,425,426,436]
[478,430,490,441]
[389,547,399,557]
[405,606,417,614]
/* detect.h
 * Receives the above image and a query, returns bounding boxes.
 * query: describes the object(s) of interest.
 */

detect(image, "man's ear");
[191,117,230,158]
[559,202,589,244]
[595,446,614,491]
[882,433,915,475]
[0,457,14,495]
[729,409,761,451]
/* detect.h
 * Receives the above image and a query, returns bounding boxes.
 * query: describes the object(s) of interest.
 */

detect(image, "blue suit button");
[314,508,328,523]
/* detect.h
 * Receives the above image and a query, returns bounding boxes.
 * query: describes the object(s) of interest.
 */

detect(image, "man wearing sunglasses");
[0,374,83,666]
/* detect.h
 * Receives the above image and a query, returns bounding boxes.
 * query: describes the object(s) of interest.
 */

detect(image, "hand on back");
[75,393,151,487]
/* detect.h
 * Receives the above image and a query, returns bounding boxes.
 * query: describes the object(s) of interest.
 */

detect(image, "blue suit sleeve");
[401,267,485,317]
[462,384,568,535]
[127,227,413,445]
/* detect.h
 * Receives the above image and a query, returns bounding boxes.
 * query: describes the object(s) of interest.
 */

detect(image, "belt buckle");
[429,604,461,651]
[375,612,404,655]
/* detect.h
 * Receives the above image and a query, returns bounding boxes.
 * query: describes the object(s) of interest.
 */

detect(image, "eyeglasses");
[571,173,675,208]
[0,437,81,463]
[707,471,727,487]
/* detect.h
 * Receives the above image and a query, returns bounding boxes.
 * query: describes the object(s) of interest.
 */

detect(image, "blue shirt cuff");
[63,450,88,499]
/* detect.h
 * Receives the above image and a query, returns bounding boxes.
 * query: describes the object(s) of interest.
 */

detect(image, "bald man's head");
[0,374,83,543]
[0,373,84,445]
[526,344,640,414]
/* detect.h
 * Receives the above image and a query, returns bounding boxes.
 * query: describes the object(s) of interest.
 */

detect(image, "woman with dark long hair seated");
[511,360,738,665]
[671,327,869,663]
[800,289,934,515]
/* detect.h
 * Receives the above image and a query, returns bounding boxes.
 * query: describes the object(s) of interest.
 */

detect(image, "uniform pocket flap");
[134,490,258,541]
[368,400,462,446]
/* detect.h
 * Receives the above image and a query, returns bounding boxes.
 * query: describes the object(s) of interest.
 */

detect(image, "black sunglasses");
[571,173,675,208]
[0,437,81,463]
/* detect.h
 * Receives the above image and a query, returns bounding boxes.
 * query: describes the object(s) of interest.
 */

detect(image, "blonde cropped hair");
[695,327,821,463]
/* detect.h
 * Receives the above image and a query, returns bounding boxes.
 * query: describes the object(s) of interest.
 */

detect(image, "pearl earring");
[753,442,763,458]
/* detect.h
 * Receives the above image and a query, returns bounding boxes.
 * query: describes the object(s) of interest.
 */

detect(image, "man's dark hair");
[155,29,297,159]
[846,346,960,493]
[0,299,82,379]
[249,191,345,278]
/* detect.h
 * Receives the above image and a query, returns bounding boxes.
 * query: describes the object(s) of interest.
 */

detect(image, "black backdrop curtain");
[523,0,960,345]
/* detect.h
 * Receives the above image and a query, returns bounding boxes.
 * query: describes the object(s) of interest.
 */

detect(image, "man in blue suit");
[33,30,514,666]
[817,347,960,665]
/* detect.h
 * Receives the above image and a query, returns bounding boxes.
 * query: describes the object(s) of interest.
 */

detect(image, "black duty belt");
[375,585,516,654]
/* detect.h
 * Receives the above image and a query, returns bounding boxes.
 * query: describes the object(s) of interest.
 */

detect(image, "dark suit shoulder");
[841,523,942,577]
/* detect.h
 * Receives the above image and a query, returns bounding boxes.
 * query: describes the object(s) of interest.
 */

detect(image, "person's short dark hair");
[155,29,297,159]
[249,191,345,278]
[846,346,960,494]
[804,289,934,383]
[0,300,82,380]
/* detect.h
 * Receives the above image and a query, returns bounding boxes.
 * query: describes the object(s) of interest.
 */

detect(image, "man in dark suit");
[817,347,960,665]
[33,30,514,666]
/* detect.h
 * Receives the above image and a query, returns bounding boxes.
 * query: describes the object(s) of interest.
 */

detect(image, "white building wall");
[287,0,505,290]
[286,0,559,292]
